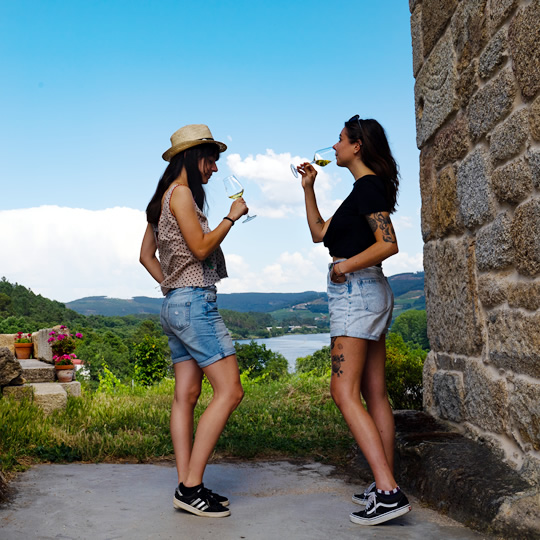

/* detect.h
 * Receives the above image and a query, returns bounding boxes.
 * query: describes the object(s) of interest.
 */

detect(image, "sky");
[0,0,422,303]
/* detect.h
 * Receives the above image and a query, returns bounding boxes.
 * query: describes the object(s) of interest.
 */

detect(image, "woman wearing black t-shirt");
[296,116,411,527]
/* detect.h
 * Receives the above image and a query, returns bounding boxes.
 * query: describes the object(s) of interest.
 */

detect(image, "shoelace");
[365,491,377,511]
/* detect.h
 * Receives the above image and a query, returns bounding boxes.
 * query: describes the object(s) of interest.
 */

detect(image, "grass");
[0,372,353,478]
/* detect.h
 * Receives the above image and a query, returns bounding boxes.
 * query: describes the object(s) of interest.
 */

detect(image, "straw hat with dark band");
[162,124,227,161]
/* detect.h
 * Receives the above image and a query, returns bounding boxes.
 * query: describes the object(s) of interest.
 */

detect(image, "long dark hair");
[344,117,399,213]
[146,143,220,225]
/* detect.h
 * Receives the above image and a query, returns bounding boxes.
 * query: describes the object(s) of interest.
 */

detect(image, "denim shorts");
[160,286,236,368]
[327,264,394,341]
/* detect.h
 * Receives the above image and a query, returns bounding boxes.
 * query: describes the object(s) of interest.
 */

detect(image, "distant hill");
[66,272,425,317]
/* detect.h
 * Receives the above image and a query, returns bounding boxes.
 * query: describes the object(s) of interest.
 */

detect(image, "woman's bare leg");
[330,336,396,491]
[183,355,244,487]
[171,360,203,484]
[362,335,395,471]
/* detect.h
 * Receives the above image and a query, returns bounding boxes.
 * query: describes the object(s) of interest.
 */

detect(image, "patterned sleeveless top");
[154,184,227,295]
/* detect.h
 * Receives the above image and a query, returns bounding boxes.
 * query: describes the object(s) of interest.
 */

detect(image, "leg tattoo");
[331,353,345,377]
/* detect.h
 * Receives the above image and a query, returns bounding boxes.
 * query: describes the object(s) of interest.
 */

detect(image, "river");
[235,333,330,372]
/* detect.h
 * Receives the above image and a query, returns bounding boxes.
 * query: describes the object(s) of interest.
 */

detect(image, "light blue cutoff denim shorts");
[327,263,394,341]
[160,286,235,368]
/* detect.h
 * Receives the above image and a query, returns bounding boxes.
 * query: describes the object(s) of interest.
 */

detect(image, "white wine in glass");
[290,147,334,178]
[222,175,256,223]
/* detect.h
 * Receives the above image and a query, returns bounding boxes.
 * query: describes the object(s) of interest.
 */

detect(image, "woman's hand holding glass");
[227,197,249,223]
[296,161,318,189]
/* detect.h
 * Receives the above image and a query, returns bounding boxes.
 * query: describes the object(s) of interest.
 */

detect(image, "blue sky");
[0,0,421,302]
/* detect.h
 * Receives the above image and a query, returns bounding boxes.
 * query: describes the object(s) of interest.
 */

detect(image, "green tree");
[234,341,288,379]
[296,346,330,376]
[390,309,429,350]
[133,336,170,386]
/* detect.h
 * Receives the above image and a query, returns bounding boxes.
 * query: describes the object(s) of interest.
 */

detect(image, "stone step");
[18,359,55,383]
[3,381,81,414]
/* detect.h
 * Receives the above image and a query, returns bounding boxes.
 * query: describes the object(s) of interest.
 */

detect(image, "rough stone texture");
[479,27,508,80]
[456,58,479,111]
[419,146,437,241]
[487,0,518,35]
[530,95,540,141]
[487,309,540,379]
[508,1,540,99]
[0,334,15,355]
[478,274,507,307]
[510,378,540,452]
[475,211,514,271]
[415,31,459,146]
[467,68,516,141]
[435,353,468,372]
[410,4,424,78]
[457,148,496,229]
[489,108,529,164]
[0,347,23,387]
[29,382,67,415]
[432,371,464,422]
[2,385,33,400]
[451,0,489,72]
[492,158,533,205]
[512,198,540,277]
[32,327,54,363]
[422,351,437,411]
[432,113,470,170]
[463,361,509,434]
[507,281,540,311]
[59,380,82,397]
[528,149,540,189]
[423,238,483,356]
[436,165,464,237]
[492,491,540,540]
[421,0,457,57]
[18,359,55,383]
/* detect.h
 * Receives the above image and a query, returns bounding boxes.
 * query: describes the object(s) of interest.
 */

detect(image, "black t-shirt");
[323,175,390,258]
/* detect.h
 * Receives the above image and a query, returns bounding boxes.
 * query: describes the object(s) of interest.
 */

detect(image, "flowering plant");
[48,326,83,360]
[15,331,32,344]
[54,353,79,366]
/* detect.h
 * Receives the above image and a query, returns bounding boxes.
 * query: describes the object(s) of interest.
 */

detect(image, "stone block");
[29,382,67,415]
[464,360,509,434]
[410,4,424,78]
[32,328,54,363]
[527,149,540,189]
[510,378,540,452]
[508,2,540,99]
[424,238,484,356]
[530,95,540,141]
[479,27,508,80]
[476,212,514,271]
[0,347,23,387]
[489,109,529,165]
[457,148,496,229]
[421,0,458,57]
[478,275,507,308]
[456,59,479,110]
[492,158,533,205]
[2,384,34,400]
[433,370,464,422]
[419,146,437,241]
[0,334,15,354]
[436,165,464,236]
[512,198,540,277]
[422,351,438,412]
[451,0,489,72]
[59,381,82,397]
[467,68,516,141]
[507,281,540,311]
[487,0,518,35]
[435,353,468,372]
[415,31,459,146]
[487,309,540,379]
[18,359,55,383]
[433,114,470,170]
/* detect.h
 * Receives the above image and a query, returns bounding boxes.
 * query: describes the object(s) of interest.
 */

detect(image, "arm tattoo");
[366,213,396,243]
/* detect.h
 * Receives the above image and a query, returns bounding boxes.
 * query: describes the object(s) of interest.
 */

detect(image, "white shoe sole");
[350,503,411,526]
[173,496,231,518]
[351,495,368,506]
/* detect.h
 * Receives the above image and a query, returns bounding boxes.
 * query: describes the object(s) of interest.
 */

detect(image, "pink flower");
[75,333,83,339]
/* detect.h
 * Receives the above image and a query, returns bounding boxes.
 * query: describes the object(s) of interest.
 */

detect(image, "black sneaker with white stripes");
[350,489,411,526]
[202,485,229,507]
[173,483,230,518]
[352,481,376,506]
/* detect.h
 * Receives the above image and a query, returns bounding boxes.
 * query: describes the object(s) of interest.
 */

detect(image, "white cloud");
[226,150,343,218]
[382,251,424,276]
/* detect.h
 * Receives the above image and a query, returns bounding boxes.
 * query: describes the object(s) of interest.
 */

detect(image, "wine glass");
[222,175,256,223]
[290,147,334,178]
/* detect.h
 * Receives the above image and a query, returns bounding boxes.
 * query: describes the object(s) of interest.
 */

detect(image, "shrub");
[295,345,331,376]
[133,336,170,386]
[235,341,288,379]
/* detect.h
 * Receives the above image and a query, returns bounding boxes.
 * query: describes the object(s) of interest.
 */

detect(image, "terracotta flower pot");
[14,343,33,359]
[55,365,75,383]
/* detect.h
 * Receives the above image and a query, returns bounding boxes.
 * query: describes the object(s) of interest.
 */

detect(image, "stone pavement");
[0,461,492,540]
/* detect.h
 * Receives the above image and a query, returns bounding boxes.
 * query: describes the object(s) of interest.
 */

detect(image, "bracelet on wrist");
[223,217,235,226]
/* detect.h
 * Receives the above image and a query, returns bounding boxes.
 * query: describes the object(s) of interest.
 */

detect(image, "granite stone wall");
[411,0,540,484]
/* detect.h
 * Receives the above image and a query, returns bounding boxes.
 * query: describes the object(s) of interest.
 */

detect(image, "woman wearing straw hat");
[140,124,247,518]
[296,116,411,526]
